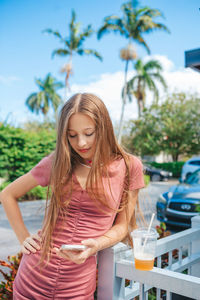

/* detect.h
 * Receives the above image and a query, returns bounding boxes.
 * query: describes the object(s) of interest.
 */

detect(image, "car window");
[189,160,200,166]
[185,170,200,184]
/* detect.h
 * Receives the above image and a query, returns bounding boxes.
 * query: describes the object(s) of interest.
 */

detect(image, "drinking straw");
[143,213,155,248]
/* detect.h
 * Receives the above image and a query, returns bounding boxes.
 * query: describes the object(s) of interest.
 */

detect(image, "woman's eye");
[69,135,76,138]
[86,132,94,137]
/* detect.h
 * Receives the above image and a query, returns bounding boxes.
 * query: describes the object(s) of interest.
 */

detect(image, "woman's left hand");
[53,238,99,264]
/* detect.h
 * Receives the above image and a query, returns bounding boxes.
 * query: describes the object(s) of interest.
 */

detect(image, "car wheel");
[151,174,161,182]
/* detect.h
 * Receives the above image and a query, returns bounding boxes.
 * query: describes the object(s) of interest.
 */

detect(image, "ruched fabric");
[13,155,144,299]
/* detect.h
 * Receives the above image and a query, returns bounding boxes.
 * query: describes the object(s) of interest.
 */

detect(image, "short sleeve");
[129,155,145,190]
[29,155,53,187]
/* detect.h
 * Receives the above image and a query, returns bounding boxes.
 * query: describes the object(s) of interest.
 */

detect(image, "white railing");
[97,216,200,300]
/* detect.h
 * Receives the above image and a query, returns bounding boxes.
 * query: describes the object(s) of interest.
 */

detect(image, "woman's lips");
[79,148,90,153]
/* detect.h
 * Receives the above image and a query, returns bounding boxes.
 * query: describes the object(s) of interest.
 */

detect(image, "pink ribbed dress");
[13,155,144,299]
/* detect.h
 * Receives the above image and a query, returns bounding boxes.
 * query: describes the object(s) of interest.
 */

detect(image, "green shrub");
[0,181,10,191]
[147,161,184,178]
[20,186,48,201]
[144,175,150,186]
[0,181,47,201]
[0,124,56,182]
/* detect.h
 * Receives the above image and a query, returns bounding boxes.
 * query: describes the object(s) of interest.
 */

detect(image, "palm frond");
[142,7,162,18]
[145,77,159,101]
[51,94,63,111]
[122,85,134,103]
[79,24,93,39]
[43,29,63,40]
[70,9,76,28]
[153,22,170,33]
[125,76,140,103]
[25,93,37,110]
[52,48,70,58]
[144,60,163,72]
[77,25,94,47]
[77,49,102,61]
[97,16,126,39]
[35,78,44,90]
[64,39,71,48]
[149,73,168,90]
[135,35,150,53]
[134,59,143,71]
[53,82,64,89]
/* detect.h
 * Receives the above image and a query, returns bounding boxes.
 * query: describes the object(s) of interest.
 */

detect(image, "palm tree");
[44,10,102,100]
[97,0,169,143]
[26,73,63,116]
[124,59,167,117]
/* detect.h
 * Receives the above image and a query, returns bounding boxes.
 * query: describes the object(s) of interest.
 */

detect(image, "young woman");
[0,93,144,299]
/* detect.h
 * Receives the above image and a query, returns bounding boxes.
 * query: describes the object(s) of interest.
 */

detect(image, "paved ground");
[0,179,178,280]
[0,200,45,260]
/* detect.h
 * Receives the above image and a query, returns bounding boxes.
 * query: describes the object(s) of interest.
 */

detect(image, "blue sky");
[1,0,200,126]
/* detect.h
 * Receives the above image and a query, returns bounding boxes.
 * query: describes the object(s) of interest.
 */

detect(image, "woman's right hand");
[21,232,41,254]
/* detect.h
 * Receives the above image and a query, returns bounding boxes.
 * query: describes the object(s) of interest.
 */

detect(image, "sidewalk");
[0,200,45,261]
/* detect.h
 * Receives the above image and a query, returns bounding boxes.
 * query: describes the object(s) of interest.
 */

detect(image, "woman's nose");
[77,135,87,148]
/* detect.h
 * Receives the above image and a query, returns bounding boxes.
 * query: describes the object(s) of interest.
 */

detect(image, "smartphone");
[60,244,87,251]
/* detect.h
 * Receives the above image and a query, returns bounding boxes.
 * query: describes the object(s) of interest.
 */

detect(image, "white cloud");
[0,75,22,85]
[164,67,200,94]
[70,70,138,122]
[5,55,200,126]
[69,55,200,124]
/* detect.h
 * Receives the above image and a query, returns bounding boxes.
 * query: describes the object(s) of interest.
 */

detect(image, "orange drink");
[131,227,157,271]
[134,253,154,271]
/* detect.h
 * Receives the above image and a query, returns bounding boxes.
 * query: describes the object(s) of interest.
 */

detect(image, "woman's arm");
[0,173,41,253]
[93,189,139,251]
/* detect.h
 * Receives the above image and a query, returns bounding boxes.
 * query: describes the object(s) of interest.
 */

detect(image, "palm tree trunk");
[118,60,129,144]
[138,98,143,117]
[64,54,73,102]
[64,79,68,102]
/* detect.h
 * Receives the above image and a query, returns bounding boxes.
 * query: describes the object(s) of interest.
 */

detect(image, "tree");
[159,93,200,161]
[44,10,102,100]
[125,58,167,117]
[97,0,169,143]
[123,108,162,157]
[26,73,63,116]
[125,92,200,161]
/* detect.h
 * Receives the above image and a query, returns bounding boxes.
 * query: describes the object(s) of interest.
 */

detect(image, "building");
[185,48,200,72]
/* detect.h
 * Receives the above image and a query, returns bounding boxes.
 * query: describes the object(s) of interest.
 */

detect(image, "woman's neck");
[79,159,92,169]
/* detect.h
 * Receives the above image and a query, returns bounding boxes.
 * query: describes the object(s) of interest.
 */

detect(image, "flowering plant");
[0,252,22,300]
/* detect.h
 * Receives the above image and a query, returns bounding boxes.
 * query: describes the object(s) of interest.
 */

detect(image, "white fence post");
[97,243,128,300]
[191,215,200,277]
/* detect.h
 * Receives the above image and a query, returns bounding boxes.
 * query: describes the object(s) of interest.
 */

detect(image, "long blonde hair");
[40,93,135,263]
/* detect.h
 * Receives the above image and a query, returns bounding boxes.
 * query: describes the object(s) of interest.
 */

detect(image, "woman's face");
[67,113,96,161]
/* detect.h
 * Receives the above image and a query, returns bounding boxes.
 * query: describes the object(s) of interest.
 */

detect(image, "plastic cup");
[131,227,157,271]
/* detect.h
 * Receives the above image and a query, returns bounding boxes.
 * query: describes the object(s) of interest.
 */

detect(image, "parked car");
[181,156,200,182]
[143,164,172,182]
[157,168,200,229]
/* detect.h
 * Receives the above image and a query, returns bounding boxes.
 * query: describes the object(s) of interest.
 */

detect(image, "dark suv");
[156,168,200,229]
[144,164,172,182]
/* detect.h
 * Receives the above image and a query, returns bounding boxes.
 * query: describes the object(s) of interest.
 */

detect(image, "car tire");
[151,174,161,182]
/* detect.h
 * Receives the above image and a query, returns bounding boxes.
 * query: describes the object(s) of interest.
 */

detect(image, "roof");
[185,48,200,72]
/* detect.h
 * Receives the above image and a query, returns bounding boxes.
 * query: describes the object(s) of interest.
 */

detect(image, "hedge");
[0,181,48,201]
[0,124,56,182]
